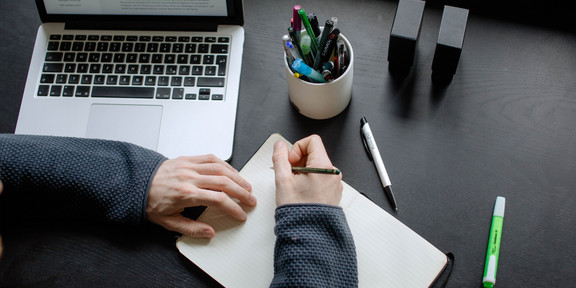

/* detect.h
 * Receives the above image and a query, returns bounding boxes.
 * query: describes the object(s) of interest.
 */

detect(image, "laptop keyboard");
[39,34,230,101]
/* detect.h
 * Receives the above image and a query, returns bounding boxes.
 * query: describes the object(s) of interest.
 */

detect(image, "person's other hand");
[272,135,343,206]
[147,155,255,238]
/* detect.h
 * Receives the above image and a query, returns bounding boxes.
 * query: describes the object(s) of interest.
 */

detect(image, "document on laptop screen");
[43,0,228,16]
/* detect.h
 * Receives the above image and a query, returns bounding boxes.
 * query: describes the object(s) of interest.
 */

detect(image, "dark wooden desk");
[1,0,575,287]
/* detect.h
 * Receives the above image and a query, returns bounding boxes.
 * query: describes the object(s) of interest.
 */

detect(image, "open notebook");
[177,134,448,287]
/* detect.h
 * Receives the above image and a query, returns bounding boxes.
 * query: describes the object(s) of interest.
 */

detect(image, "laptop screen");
[35,0,244,28]
[42,0,229,17]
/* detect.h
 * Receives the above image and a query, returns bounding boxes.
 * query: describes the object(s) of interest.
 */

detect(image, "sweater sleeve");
[0,134,167,225]
[271,203,358,288]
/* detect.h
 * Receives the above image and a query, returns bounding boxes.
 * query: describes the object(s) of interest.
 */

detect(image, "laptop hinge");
[65,21,218,32]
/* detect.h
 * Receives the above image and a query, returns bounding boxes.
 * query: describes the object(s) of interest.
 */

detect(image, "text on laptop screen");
[43,0,228,16]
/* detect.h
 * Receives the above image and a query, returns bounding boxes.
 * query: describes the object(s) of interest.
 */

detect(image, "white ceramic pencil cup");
[284,34,354,120]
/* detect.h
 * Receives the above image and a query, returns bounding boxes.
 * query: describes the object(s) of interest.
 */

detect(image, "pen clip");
[360,126,373,161]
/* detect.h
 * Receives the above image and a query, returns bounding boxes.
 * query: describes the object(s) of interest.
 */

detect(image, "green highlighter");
[483,196,506,288]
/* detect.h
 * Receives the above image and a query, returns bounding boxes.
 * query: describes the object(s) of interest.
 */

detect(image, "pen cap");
[284,31,354,120]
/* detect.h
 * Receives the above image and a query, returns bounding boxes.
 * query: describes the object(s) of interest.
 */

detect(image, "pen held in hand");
[270,166,341,175]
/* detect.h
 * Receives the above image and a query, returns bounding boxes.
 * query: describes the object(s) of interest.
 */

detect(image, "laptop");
[16,0,245,160]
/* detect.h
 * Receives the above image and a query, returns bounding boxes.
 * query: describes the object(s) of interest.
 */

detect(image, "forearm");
[271,204,358,288]
[0,134,166,225]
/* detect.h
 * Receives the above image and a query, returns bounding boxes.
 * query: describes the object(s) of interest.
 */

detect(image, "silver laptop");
[16,0,245,160]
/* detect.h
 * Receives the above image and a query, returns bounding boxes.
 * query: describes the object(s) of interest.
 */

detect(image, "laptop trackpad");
[86,104,162,151]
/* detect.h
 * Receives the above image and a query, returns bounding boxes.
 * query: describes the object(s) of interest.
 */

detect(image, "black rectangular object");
[432,6,469,80]
[387,0,425,71]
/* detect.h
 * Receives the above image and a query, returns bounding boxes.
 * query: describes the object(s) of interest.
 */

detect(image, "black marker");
[308,13,321,38]
[320,28,340,64]
[313,20,334,70]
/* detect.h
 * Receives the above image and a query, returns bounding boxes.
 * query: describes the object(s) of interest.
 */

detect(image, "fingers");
[174,155,256,207]
[155,214,216,238]
[180,154,252,192]
[289,134,332,167]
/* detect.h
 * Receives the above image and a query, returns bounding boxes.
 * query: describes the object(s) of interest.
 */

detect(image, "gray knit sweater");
[0,134,358,287]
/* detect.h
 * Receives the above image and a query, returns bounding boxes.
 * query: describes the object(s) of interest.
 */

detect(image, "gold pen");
[290,166,341,175]
[269,166,341,175]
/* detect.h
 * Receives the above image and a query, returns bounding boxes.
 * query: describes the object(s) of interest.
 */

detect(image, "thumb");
[272,140,292,182]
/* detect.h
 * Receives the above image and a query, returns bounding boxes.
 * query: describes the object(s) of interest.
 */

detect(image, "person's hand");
[146,155,256,238]
[272,135,343,206]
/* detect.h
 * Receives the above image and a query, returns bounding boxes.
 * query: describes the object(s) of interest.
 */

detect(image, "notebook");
[177,133,449,287]
[15,0,245,160]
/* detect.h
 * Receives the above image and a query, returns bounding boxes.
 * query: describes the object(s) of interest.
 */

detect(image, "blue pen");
[291,58,326,83]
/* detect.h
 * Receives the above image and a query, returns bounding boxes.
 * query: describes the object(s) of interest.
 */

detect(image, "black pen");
[360,117,398,211]
[313,20,334,70]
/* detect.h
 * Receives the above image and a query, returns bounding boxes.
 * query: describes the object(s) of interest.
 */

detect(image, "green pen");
[298,8,319,56]
[483,197,506,288]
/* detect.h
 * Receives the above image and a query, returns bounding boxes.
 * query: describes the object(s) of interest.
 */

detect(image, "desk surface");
[1,0,575,287]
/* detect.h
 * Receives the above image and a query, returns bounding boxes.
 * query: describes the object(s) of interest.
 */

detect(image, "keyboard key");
[185,44,196,53]
[211,44,229,54]
[38,85,50,96]
[192,66,203,75]
[76,86,91,97]
[218,37,230,43]
[102,64,114,73]
[43,63,63,72]
[198,44,209,53]
[145,76,156,85]
[197,77,225,87]
[72,42,84,51]
[179,66,190,75]
[153,65,164,74]
[90,64,101,73]
[172,88,184,99]
[63,53,75,62]
[151,54,163,63]
[203,55,214,64]
[81,75,93,84]
[132,76,144,85]
[166,65,178,75]
[119,75,131,85]
[40,74,55,83]
[45,52,63,61]
[158,76,169,86]
[56,74,67,84]
[50,85,62,96]
[63,86,75,97]
[77,64,89,73]
[89,53,101,62]
[97,42,109,51]
[171,76,183,86]
[205,66,216,76]
[212,94,224,101]
[94,75,105,84]
[92,86,154,98]
[106,75,118,85]
[69,75,80,84]
[59,42,71,51]
[156,88,171,99]
[85,42,97,51]
[184,77,196,86]
[47,42,60,51]
[185,93,197,100]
